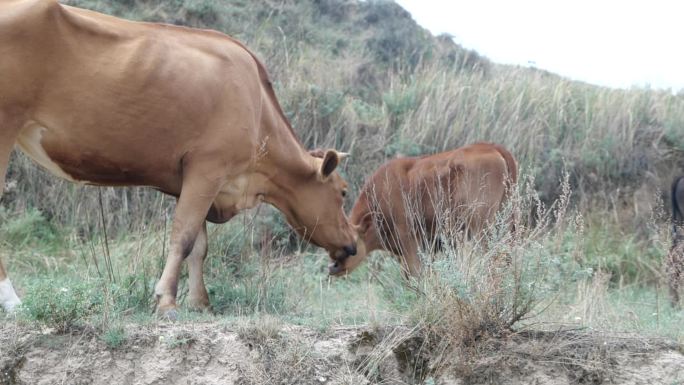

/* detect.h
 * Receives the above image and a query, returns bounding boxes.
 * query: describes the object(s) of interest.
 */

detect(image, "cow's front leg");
[155,173,220,320]
[187,222,211,311]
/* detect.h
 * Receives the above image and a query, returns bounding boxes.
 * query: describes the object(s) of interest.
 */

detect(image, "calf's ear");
[358,212,373,234]
[320,150,340,178]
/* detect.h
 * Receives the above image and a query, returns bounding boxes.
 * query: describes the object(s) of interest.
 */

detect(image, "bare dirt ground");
[1,321,682,385]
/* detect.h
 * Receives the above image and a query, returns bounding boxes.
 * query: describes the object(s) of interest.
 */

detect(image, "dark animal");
[666,175,684,307]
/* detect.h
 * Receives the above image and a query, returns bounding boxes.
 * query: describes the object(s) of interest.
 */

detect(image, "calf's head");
[329,194,376,276]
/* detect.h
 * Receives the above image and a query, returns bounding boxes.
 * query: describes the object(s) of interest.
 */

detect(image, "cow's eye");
[342,190,347,198]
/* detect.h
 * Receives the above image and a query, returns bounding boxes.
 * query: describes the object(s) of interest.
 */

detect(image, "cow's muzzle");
[332,244,356,260]
[329,260,345,275]
[329,244,356,275]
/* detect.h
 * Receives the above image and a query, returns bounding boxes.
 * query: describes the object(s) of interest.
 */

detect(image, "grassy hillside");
[5,0,684,230]
[1,0,680,300]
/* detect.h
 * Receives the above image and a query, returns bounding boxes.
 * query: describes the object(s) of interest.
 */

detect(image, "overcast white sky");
[394,0,684,92]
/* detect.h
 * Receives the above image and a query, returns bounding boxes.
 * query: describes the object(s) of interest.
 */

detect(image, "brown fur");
[0,0,356,315]
[333,143,517,277]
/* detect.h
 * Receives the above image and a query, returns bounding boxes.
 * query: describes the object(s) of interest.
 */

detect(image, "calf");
[330,142,517,277]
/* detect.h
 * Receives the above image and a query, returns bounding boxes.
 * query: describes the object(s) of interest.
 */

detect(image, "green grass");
[101,323,127,348]
[19,277,104,332]
[3,196,680,343]
[539,280,684,340]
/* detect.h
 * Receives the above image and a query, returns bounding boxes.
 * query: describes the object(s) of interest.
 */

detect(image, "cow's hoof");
[188,304,213,314]
[187,298,212,313]
[158,307,179,321]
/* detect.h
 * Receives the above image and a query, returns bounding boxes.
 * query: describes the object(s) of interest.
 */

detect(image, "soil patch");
[1,322,682,385]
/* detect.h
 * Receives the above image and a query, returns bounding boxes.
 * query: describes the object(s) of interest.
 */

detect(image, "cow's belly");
[16,123,79,183]
[16,121,173,188]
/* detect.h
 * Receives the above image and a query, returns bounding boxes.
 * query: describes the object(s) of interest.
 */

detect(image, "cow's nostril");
[343,245,357,257]
[329,261,343,275]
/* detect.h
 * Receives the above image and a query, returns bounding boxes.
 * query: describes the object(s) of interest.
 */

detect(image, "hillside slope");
[3,0,677,221]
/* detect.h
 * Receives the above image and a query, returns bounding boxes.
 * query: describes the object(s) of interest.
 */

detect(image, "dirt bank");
[1,321,682,385]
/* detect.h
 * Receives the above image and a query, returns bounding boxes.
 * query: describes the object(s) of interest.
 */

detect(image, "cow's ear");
[309,149,326,158]
[320,150,340,178]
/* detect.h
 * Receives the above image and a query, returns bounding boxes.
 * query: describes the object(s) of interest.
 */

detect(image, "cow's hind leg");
[154,166,221,319]
[0,108,23,312]
[187,222,210,311]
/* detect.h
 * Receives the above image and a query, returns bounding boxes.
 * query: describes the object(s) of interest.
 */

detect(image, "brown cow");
[329,143,517,278]
[0,0,357,316]
[666,175,684,307]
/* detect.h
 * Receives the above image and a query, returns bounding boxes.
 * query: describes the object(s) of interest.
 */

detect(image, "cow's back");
[1,0,267,193]
[0,0,58,102]
[409,143,512,236]
[354,143,515,253]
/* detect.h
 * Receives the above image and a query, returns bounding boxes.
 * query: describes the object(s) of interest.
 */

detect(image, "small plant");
[101,324,127,348]
[111,272,156,314]
[0,208,62,249]
[237,315,282,345]
[161,332,196,348]
[208,266,289,315]
[21,279,103,333]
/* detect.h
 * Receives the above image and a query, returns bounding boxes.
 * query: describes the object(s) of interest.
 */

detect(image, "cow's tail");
[673,176,684,237]
[492,144,518,197]
[491,144,519,235]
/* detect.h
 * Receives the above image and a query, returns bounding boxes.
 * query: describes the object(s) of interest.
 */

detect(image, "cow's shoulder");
[1,0,60,28]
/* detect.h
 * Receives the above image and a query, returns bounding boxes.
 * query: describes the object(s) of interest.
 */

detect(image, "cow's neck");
[253,98,313,217]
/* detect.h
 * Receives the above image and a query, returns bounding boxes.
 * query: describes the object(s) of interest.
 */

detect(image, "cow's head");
[278,149,357,260]
[328,195,375,276]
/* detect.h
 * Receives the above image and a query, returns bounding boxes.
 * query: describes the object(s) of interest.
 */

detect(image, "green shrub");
[0,208,62,249]
[111,272,156,313]
[208,265,289,315]
[101,324,127,348]
[21,279,103,333]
